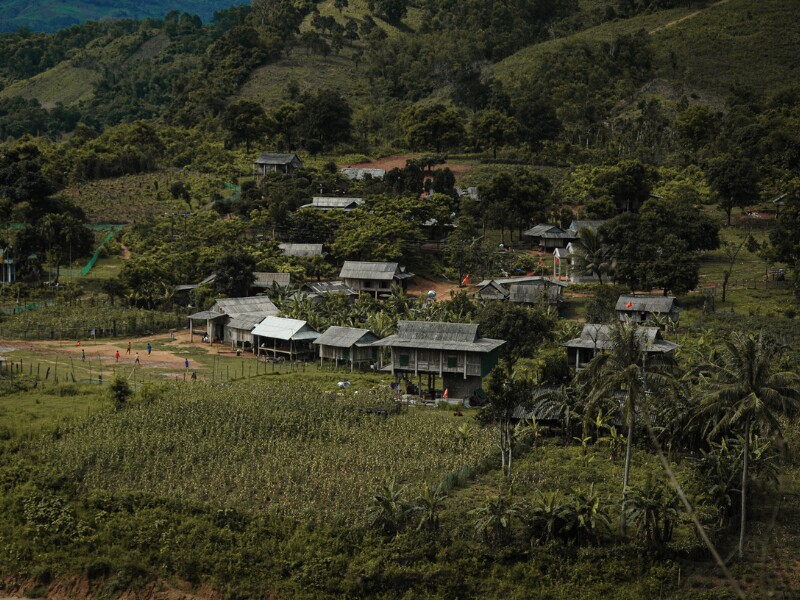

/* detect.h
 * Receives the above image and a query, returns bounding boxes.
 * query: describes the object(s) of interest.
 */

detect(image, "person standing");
[115,350,120,363]
[81,349,86,362]
[134,352,140,365]
[185,357,189,369]
[126,341,131,355]
[147,343,152,356]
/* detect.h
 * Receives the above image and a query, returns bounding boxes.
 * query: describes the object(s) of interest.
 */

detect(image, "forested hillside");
[0,0,247,33]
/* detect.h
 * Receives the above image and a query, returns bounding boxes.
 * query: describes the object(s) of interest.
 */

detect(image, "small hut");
[252,316,319,360]
[314,326,379,371]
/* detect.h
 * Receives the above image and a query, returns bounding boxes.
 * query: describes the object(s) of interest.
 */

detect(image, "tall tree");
[221,99,272,152]
[707,154,760,226]
[469,110,517,159]
[401,104,464,153]
[578,321,677,533]
[214,252,256,297]
[698,332,800,560]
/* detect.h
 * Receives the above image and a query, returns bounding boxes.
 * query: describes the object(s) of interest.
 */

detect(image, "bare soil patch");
[344,154,473,180]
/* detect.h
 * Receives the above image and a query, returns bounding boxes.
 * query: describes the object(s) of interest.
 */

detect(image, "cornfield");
[45,380,496,522]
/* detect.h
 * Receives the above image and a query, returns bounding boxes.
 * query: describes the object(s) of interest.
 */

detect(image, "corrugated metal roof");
[213,297,278,318]
[341,168,386,180]
[475,281,509,300]
[309,197,364,209]
[188,310,226,321]
[279,243,324,257]
[372,320,505,352]
[302,281,356,295]
[615,295,677,313]
[227,312,271,331]
[340,261,399,280]
[314,326,377,348]
[254,152,301,165]
[563,324,678,353]
[508,284,561,304]
[477,276,567,288]
[252,272,291,288]
[176,274,216,292]
[252,316,318,341]
[523,224,566,237]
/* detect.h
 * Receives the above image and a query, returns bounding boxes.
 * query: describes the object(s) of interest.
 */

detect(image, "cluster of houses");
[186,252,680,400]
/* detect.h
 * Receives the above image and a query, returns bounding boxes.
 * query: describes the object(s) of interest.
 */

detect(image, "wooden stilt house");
[313,326,379,371]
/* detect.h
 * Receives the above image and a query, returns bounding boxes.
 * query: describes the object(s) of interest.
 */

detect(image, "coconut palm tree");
[697,331,800,559]
[570,226,612,284]
[577,321,677,532]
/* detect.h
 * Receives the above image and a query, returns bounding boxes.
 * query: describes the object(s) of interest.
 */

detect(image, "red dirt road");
[344,154,473,180]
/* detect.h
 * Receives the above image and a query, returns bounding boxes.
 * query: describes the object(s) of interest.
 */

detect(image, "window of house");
[399,354,409,367]
[447,355,457,368]
[363,280,372,289]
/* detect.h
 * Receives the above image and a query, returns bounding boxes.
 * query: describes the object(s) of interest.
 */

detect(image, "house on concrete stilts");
[372,320,505,403]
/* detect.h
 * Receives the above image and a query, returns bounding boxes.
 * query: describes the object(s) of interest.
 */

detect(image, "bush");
[109,375,132,410]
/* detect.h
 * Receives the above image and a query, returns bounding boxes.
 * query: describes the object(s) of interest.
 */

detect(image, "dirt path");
[649,0,730,34]
[407,275,465,300]
[344,154,473,180]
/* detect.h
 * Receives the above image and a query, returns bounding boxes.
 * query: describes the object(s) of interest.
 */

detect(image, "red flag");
[554,257,559,264]
[626,301,633,308]
[443,388,449,399]
[461,273,471,285]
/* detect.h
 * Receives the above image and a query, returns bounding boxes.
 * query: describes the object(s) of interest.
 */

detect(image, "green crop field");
[44,380,494,520]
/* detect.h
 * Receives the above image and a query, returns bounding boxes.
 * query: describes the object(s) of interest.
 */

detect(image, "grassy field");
[0,61,98,108]
[58,171,222,224]
[651,0,800,98]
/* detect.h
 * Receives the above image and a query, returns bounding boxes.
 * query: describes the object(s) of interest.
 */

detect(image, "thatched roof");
[314,326,377,348]
[616,295,677,314]
[373,320,504,353]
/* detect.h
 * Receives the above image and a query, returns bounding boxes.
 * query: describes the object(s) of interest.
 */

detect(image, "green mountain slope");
[650,0,800,97]
[495,0,799,100]
[0,0,248,33]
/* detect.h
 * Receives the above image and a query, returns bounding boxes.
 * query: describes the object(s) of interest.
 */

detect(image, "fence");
[0,300,54,315]
[0,315,185,341]
[82,226,124,276]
